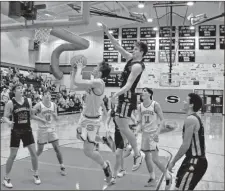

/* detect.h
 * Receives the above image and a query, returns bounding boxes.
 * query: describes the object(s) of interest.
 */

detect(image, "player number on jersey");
[144,115,150,124]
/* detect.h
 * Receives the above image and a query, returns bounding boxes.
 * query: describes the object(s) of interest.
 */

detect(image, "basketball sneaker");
[110,177,116,185]
[144,178,156,187]
[103,161,112,183]
[2,177,13,188]
[165,174,172,190]
[60,167,66,176]
[33,175,41,185]
[132,151,145,171]
[117,169,127,178]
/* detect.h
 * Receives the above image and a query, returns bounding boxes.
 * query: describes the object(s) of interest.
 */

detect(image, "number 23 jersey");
[140,101,158,133]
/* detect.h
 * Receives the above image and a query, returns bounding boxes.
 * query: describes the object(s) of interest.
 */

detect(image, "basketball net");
[33,13,53,45]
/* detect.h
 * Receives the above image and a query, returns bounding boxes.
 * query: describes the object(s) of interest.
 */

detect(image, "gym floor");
[1,113,224,190]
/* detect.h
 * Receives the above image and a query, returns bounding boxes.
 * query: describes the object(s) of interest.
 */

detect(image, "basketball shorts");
[77,114,101,145]
[37,127,58,145]
[116,101,136,118]
[10,128,35,148]
[175,157,208,190]
[114,129,124,150]
[141,132,158,152]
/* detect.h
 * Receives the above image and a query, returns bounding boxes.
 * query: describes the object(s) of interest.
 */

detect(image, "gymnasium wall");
[38,19,224,91]
[1,31,38,68]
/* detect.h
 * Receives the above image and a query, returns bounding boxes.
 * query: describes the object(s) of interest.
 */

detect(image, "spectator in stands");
[1,66,84,116]
[29,84,35,93]
[23,84,28,93]
[12,74,19,85]
[1,88,9,105]
[65,96,70,107]
[74,97,82,112]
[27,70,35,80]
[51,83,56,92]
[58,93,66,108]
[1,79,7,89]
[39,92,43,101]
[33,91,40,102]
[7,67,13,76]
[37,87,42,95]
[68,98,75,112]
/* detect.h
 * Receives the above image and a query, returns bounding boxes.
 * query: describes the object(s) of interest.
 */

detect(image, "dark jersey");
[183,113,206,158]
[118,59,145,105]
[12,98,31,129]
[111,109,120,132]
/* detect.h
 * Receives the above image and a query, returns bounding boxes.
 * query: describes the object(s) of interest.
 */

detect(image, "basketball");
[70,55,87,69]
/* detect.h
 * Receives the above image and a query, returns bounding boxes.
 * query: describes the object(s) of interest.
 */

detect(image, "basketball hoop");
[33,13,54,45]
[34,28,52,45]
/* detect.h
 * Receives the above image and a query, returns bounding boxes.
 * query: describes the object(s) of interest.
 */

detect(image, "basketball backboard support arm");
[191,12,225,26]
[1,2,90,32]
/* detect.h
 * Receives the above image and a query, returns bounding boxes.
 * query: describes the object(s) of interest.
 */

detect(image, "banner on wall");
[122,28,137,39]
[220,25,224,36]
[199,25,216,37]
[159,26,176,37]
[220,38,224,49]
[179,26,196,37]
[121,39,137,51]
[178,38,195,50]
[104,40,119,51]
[178,51,195,62]
[159,39,175,50]
[140,27,156,38]
[143,51,155,62]
[199,38,216,49]
[103,52,118,63]
[153,89,193,113]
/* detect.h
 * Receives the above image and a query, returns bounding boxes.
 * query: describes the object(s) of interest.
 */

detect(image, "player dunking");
[32,89,66,176]
[135,88,172,189]
[168,93,208,190]
[102,23,147,171]
[72,58,113,183]
[2,84,41,188]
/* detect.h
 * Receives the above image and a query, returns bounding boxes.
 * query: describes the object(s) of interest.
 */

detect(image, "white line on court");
[22,159,150,177]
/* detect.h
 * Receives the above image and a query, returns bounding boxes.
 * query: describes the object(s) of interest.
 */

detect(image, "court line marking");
[21,159,150,178]
[2,156,224,184]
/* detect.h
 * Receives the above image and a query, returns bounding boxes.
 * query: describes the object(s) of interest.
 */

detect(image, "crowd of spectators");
[0,66,84,114]
[1,67,56,107]
[55,89,83,113]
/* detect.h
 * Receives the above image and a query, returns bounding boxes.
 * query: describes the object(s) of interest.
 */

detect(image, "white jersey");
[38,101,56,129]
[82,79,105,117]
[140,101,158,133]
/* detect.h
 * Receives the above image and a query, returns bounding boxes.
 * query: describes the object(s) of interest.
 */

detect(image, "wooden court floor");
[1,113,224,190]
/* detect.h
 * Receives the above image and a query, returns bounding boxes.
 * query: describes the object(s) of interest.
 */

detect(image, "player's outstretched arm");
[101,23,133,61]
